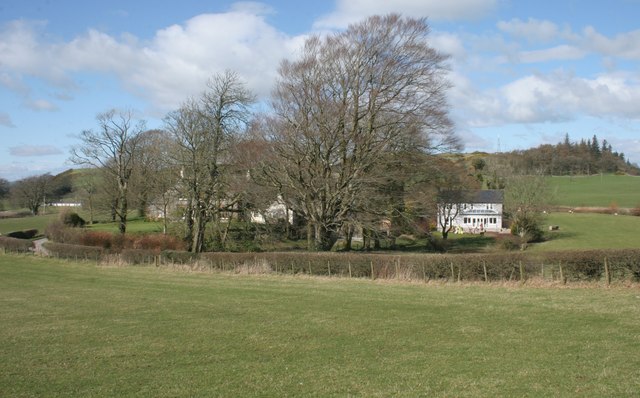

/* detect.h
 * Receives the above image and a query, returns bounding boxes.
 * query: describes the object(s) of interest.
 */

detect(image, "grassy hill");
[2,254,639,396]
[549,174,640,208]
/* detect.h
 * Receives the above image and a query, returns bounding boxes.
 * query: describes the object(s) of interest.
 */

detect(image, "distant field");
[549,174,640,208]
[532,212,640,251]
[1,254,639,397]
[0,212,58,235]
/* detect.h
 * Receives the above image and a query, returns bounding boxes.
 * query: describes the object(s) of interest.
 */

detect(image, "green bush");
[61,211,86,227]
[0,236,34,253]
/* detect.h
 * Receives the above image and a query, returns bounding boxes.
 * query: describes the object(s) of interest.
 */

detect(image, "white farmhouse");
[437,190,504,234]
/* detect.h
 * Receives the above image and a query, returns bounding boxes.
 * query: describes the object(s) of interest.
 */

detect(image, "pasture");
[549,174,640,208]
[533,212,640,251]
[1,254,639,397]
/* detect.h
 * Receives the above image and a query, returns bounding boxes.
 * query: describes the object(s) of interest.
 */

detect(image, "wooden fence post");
[370,260,374,280]
[604,257,611,286]
[483,261,488,283]
[519,261,525,284]
[348,261,352,278]
[328,261,331,277]
[450,262,455,282]
[559,262,566,285]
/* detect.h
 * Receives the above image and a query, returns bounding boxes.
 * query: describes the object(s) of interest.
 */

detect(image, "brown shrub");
[133,234,185,251]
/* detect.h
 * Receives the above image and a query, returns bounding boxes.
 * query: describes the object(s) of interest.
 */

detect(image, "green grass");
[2,254,639,397]
[532,212,640,251]
[86,217,163,234]
[549,174,640,208]
[0,212,59,235]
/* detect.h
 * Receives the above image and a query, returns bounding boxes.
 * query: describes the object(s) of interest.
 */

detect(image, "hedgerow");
[0,236,34,253]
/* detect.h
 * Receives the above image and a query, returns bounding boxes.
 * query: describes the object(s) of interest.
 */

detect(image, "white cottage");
[437,190,504,234]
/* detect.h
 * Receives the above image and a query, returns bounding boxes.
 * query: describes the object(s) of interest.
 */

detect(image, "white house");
[437,190,504,234]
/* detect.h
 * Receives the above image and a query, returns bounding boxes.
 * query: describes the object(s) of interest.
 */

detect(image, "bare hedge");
[42,242,104,261]
[0,236,34,253]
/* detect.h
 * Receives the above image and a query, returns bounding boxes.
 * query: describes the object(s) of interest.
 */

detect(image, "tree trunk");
[118,185,128,234]
[314,224,338,251]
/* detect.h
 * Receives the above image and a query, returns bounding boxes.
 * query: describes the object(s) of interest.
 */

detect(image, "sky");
[2,0,640,181]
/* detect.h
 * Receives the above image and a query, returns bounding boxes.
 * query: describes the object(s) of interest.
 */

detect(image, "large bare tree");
[71,109,145,234]
[262,14,457,250]
[165,71,253,252]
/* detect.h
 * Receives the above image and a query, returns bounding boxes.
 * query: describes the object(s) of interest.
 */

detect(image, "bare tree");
[71,109,145,234]
[74,170,101,225]
[132,129,179,234]
[261,14,457,250]
[165,71,254,252]
[11,173,53,215]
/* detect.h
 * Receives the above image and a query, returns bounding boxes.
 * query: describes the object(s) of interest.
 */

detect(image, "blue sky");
[2,0,640,180]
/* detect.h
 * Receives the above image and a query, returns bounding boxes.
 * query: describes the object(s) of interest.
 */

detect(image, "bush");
[121,249,158,265]
[78,231,114,249]
[7,229,38,240]
[45,221,82,244]
[42,242,104,260]
[133,234,186,251]
[0,236,34,252]
[61,211,86,227]
[161,250,197,264]
[630,205,640,217]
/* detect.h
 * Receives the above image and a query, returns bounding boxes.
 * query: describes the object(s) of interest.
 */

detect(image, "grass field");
[532,212,640,251]
[1,254,639,397]
[0,212,59,235]
[549,174,640,208]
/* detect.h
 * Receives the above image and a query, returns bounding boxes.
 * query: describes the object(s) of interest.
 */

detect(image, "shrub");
[78,231,114,249]
[7,229,38,240]
[42,242,104,260]
[0,236,34,252]
[45,221,82,244]
[61,211,86,227]
[121,249,157,265]
[630,205,640,217]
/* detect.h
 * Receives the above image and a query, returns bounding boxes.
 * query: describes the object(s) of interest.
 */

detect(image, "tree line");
[484,133,639,177]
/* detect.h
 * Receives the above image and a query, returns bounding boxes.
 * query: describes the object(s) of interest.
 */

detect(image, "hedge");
[7,229,39,240]
[0,236,34,253]
[42,242,104,261]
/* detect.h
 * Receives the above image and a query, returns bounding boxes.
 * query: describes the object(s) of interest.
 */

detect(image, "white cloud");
[314,0,498,29]
[0,9,304,112]
[9,145,63,157]
[519,45,586,63]
[24,99,59,112]
[0,112,16,128]
[431,32,467,61]
[496,18,561,43]
[583,26,640,60]
[457,71,640,126]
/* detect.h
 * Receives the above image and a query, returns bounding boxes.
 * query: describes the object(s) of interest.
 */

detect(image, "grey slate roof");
[469,190,503,204]
[438,190,504,204]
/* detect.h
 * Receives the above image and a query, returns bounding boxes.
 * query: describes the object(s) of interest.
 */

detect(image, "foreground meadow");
[1,254,639,397]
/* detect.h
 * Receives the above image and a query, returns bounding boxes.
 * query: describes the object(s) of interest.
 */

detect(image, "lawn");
[549,174,640,208]
[532,212,640,251]
[1,254,639,397]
